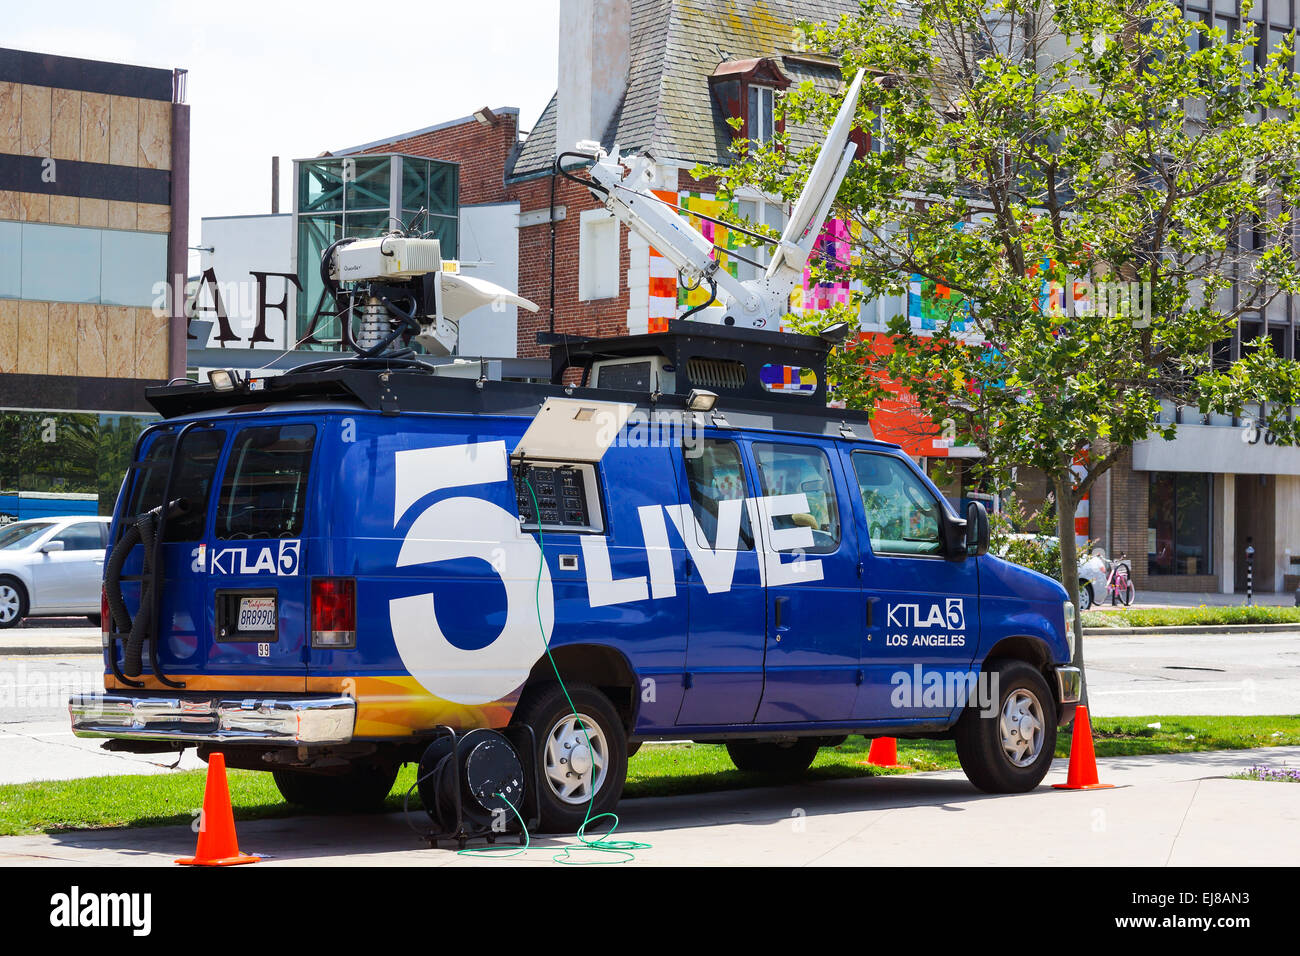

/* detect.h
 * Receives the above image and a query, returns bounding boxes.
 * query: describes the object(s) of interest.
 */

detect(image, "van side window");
[751,442,841,554]
[126,429,226,542]
[216,425,316,540]
[852,453,943,556]
[683,439,754,550]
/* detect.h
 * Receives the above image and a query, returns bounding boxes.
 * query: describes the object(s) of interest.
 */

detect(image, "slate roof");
[509,0,862,180]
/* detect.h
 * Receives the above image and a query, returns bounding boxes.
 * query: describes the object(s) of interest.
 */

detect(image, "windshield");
[0,522,55,550]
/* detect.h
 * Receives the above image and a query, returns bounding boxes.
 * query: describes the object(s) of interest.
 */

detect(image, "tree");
[710,0,1300,700]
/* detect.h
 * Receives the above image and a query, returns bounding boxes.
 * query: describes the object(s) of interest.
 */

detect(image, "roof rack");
[542,320,844,405]
[146,325,875,441]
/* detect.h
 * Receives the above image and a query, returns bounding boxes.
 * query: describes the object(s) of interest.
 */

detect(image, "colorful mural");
[793,219,855,313]
[675,191,744,312]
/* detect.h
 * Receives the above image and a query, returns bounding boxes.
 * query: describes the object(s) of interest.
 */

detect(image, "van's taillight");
[311,578,356,648]
[101,586,109,643]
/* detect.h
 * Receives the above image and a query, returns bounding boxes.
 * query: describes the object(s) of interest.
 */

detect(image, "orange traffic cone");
[867,737,898,767]
[176,752,260,866]
[1052,705,1115,791]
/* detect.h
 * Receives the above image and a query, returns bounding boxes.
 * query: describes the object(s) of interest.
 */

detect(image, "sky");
[4,0,561,267]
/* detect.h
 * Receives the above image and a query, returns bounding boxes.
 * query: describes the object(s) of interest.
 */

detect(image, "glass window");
[345,157,392,212]
[21,223,101,303]
[734,198,785,282]
[298,160,346,214]
[752,442,840,554]
[216,425,316,540]
[53,521,105,551]
[852,452,944,556]
[127,428,226,542]
[99,229,167,307]
[0,221,21,298]
[1148,472,1212,575]
[0,521,55,550]
[683,439,754,551]
[747,86,775,143]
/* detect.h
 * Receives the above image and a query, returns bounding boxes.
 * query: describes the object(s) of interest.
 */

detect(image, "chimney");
[556,0,630,156]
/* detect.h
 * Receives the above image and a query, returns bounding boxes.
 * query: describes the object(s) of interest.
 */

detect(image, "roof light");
[687,389,718,412]
[207,369,237,391]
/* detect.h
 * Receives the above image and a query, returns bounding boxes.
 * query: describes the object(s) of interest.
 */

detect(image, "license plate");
[237,597,276,632]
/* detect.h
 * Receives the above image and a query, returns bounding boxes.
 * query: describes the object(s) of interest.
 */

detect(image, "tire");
[955,658,1058,793]
[272,762,398,813]
[1122,582,1135,606]
[725,738,820,775]
[512,681,628,834]
[0,578,28,629]
[1077,583,1093,611]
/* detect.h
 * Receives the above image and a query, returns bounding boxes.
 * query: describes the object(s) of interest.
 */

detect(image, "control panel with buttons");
[513,461,603,532]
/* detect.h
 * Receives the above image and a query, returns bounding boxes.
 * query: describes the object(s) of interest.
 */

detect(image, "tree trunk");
[1054,473,1089,708]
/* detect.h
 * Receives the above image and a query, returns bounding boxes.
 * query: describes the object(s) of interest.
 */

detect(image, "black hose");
[105,498,190,679]
[124,513,158,679]
[104,523,140,634]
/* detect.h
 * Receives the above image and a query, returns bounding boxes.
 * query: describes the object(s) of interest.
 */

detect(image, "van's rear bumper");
[69,692,355,746]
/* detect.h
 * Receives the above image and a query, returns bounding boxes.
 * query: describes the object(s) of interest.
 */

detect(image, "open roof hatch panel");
[511,398,636,463]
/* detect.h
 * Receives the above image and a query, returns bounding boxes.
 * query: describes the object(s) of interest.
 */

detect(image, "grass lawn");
[1,714,1297,837]
[1082,605,1300,628]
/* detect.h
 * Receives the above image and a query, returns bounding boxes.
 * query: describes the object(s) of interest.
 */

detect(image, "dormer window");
[710,57,790,146]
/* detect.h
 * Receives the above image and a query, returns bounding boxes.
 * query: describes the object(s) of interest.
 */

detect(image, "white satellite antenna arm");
[583,150,759,314]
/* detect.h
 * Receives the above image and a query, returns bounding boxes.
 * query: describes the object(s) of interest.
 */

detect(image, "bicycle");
[1106,553,1135,606]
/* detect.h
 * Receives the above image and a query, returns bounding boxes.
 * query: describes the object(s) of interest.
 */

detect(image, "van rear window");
[216,425,316,540]
[127,429,226,541]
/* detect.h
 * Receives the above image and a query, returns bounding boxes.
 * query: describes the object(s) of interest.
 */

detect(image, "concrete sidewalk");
[0,625,101,656]
[2,746,1295,867]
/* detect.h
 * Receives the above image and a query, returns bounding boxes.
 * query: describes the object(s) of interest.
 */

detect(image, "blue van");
[71,321,1079,834]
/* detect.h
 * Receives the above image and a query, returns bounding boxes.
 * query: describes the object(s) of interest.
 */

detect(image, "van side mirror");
[965,501,989,557]
[41,540,65,554]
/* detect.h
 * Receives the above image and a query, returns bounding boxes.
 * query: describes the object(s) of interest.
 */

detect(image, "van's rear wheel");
[272,763,398,813]
[513,681,627,834]
[726,738,819,775]
[955,659,1057,793]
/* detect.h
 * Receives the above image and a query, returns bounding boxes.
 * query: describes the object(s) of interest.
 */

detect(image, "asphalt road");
[1084,630,1300,716]
[0,628,1296,785]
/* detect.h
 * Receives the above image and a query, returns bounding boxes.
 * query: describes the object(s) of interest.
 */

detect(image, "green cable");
[456,791,530,859]
[526,476,650,865]
[444,476,650,864]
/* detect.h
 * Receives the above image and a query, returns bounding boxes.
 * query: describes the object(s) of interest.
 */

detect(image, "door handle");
[866,596,880,628]
[774,596,789,628]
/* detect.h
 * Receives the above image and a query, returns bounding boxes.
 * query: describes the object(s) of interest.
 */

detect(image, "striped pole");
[1246,544,1255,606]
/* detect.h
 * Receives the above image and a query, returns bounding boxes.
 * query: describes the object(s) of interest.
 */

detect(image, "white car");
[998,533,1109,610]
[0,516,110,628]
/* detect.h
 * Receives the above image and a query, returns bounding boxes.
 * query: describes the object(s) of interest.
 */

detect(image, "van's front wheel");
[513,681,627,834]
[272,763,398,813]
[955,659,1057,793]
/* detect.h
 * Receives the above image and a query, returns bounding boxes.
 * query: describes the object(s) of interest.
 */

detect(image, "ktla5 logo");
[886,598,966,630]
[194,539,301,576]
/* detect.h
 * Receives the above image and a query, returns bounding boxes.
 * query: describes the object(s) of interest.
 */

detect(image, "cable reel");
[417,729,527,837]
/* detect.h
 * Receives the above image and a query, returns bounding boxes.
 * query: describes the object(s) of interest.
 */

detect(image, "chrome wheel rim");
[0,585,19,623]
[1000,689,1045,768]
[543,713,608,805]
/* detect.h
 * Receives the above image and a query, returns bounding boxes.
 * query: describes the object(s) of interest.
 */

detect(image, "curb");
[1,644,102,656]
[1083,622,1300,637]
